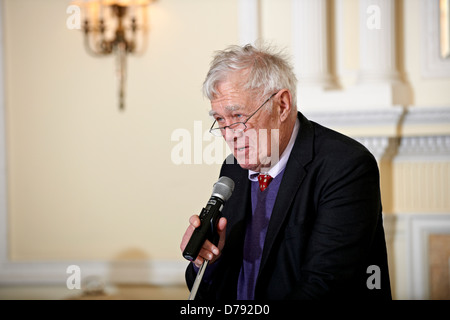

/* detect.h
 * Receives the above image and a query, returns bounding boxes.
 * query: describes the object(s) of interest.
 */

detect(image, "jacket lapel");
[221,157,251,253]
[258,112,315,279]
[217,160,251,298]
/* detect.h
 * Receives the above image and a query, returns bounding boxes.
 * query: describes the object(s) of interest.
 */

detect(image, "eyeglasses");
[209,91,279,137]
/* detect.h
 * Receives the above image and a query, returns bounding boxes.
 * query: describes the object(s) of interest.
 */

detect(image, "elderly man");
[180,44,391,300]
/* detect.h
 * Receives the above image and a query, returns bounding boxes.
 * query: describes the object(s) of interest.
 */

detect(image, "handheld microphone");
[182,176,235,262]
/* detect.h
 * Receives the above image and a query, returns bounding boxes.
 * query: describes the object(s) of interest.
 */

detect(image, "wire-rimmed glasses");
[209,91,279,137]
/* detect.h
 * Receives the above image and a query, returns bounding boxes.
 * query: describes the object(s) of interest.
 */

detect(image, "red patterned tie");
[258,173,273,192]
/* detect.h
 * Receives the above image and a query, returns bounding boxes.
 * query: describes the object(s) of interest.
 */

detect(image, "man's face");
[210,76,281,172]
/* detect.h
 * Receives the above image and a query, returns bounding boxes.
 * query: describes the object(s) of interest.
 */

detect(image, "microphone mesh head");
[211,176,235,201]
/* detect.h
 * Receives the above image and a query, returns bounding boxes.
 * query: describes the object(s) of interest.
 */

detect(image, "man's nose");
[223,127,243,142]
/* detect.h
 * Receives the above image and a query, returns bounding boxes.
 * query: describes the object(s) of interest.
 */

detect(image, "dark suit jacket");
[186,112,391,300]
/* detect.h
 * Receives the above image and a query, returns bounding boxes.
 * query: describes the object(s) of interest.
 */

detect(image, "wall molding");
[304,106,450,162]
[383,213,450,299]
[304,107,405,129]
[403,106,450,125]
[0,259,187,286]
[355,136,399,161]
[395,135,450,161]
[304,107,404,160]
[305,106,450,132]
[407,214,450,299]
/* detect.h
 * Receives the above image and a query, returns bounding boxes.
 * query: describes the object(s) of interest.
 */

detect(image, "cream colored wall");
[4,0,238,262]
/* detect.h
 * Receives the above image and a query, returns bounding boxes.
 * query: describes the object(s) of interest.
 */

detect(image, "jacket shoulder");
[311,121,376,164]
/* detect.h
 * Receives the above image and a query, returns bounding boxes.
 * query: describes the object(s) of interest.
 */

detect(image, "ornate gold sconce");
[74,0,150,110]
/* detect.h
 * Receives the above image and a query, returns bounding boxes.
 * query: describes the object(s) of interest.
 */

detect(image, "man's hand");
[180,215,227,268]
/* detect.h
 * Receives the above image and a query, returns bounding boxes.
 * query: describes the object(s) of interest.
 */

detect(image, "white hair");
[202,43,297,107]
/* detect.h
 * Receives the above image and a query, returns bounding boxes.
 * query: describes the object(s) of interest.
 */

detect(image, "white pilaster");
[292,0,335,88]
[238,0,260,45]
[358,0,400,84]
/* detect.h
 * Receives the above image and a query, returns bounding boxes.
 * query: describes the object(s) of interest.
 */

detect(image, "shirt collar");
[248,118,300,181]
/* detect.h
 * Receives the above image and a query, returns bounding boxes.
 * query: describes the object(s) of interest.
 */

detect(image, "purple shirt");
[237,169,284,300]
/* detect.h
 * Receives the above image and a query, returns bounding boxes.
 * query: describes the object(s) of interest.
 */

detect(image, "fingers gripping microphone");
[183,176,235,262]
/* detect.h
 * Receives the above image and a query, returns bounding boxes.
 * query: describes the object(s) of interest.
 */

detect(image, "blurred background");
[0,0,449,300]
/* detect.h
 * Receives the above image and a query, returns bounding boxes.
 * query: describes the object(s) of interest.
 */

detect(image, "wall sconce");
[74,0,151,110]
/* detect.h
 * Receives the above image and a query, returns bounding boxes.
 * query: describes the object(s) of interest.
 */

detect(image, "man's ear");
[278,89,292,122]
